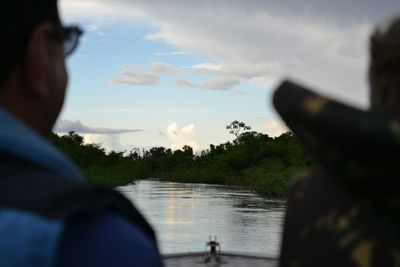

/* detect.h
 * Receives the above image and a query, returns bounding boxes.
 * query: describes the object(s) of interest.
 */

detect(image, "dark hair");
[0,0,60,88]
[369,17,400,111]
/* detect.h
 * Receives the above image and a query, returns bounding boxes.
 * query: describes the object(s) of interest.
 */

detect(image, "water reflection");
[118,180,285,256]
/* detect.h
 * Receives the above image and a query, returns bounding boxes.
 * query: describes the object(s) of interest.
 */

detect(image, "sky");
[56,0,400,152]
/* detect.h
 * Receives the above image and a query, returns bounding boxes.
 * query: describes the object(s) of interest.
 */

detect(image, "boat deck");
[163,252,278,267]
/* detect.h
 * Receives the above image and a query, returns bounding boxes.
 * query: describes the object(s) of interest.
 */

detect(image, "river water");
[118,180,285,257]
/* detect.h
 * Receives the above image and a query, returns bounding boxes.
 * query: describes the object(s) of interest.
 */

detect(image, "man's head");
[0,0,82,137]
[369,17,400,111]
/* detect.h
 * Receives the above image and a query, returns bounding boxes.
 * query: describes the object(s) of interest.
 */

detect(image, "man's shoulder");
[57,212,164,267]
[0,151,163,266]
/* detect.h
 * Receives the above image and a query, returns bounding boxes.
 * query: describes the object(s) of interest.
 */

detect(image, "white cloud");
[195,77,241,90]
[175,77,241,91]
[192,62,283,79]
[187,62,284,89]
[264,119,289,137]
[110,73,159,86]
[59,0,146,23]
[109,63,181,86]
[66,106,209,115]
[61,0,400,107]
[55,119,143,134]
[149,62,180,74]
[174,80,196,89]
[60,0,112,20]
[55,119,142,152]
[166,122,200,151]
[103,60,285,93]
[138,5,372,106]
[109,64,159,86]
[155,51,191,56]
[84,134,126,152]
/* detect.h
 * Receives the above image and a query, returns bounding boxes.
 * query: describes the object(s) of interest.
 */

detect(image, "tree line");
[52,121,312,198]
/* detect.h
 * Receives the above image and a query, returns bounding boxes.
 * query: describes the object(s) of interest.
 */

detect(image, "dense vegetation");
[52,121,312,198]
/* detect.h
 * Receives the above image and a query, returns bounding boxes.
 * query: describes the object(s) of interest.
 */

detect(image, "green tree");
[226,120,251,138]
[52,121,311,198]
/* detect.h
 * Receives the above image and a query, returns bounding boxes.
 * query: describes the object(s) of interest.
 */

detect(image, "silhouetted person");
[0,1,163,266]
[370,19,400,111]
[276,17,400,267]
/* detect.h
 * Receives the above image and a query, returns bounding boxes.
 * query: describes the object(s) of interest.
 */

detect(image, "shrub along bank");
[53,122,312,198]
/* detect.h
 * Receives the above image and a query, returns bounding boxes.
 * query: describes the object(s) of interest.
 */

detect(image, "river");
[118,180,285,257]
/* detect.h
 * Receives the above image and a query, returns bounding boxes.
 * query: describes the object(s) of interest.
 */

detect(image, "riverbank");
[53,125,312,198]
[85,163,298,198]
[138,132,311,198]
[152,164,302,198]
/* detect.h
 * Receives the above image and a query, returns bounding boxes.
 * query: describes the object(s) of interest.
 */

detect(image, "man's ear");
[23,22,54,98]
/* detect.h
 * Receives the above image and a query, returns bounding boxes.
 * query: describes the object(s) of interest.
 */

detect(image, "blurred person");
[370,18,400,111]
[276,17,400,266]
[0,1,164,266]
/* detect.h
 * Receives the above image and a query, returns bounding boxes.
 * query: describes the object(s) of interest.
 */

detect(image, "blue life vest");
[0,155,157,267]
[0,108,158,266]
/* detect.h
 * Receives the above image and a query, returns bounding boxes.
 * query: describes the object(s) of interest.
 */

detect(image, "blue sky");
[56,0,400,151]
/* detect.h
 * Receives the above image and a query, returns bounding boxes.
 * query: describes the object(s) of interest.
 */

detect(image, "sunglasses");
[52,26,84,57]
